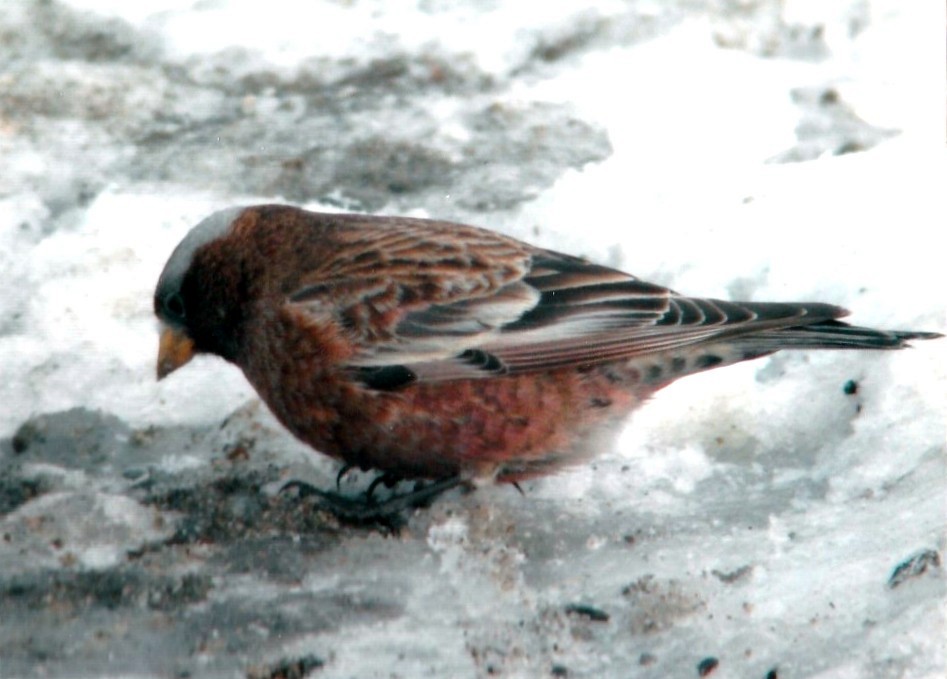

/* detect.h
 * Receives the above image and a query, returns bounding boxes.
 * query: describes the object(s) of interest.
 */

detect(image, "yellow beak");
[157,326,196,380]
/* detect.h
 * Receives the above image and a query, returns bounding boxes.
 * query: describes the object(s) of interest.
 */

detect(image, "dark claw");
[335,464,355,491]
[366,472,400,502]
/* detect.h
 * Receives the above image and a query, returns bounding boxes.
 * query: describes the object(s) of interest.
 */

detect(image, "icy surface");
[0,1,944,677]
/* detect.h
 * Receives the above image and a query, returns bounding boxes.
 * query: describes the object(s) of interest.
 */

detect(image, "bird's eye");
[163,292,186,321]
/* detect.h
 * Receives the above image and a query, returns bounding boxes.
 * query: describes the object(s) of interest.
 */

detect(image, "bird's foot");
[279,475,466,529]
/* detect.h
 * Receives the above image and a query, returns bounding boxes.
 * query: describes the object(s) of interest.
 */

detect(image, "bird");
[154,204,940,514]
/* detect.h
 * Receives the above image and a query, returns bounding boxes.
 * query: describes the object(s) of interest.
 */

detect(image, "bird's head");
[154,206,248,379]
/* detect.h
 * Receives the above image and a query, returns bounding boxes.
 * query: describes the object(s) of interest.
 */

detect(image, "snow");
[0,0,943,677]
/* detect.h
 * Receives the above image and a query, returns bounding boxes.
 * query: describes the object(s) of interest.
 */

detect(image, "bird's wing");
[288,225,845,386]
[286,216,537,363]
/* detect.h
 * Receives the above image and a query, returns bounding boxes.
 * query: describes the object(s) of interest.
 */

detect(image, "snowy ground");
[0,1,944,677]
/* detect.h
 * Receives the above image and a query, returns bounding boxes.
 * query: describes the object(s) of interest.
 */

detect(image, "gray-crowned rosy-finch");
[154,205,940,502]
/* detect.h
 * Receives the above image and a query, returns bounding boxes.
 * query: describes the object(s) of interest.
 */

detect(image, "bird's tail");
[731,319,942,353]
[636,319,940,388]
